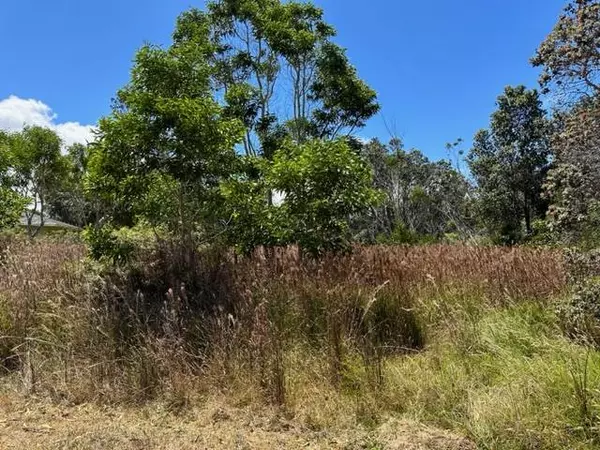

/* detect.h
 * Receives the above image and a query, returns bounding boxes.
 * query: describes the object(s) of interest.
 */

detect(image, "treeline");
[1,0,600,253]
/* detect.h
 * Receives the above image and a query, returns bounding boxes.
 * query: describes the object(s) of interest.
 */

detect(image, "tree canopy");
[467,86,551,243]
[8,0,600,252]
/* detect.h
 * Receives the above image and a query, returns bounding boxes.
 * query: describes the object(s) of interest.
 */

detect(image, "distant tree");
[47,143,95,227]
[532,0,600,100]
[357,138,473,243]
[467,86,552,243]
[8,126,68,237]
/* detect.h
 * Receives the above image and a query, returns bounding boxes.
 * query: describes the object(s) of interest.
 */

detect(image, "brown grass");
[0,238,572,448]
[0,240,565,397]
[0,393,476,449]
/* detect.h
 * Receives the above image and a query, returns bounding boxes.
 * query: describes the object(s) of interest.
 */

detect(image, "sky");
[0,0,566,160]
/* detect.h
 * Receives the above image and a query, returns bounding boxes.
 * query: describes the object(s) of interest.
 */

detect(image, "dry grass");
[0,392,476,450]
[1,237,586,449]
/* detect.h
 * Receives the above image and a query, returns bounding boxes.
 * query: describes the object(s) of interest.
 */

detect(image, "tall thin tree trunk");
[524,195,532,235]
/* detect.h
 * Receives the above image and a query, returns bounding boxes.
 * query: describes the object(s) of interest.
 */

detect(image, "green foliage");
[0,188,26,230]
[376,222,419,245]
[468,86,551,243]
[559,277,600,347]
[86,16,244,234]
[220,157,289,254]
[523,219,559,246]
[375,222,434,245]
[0,132,26,230]
[310,42,379,139]
[532,0,600,97]
[558,247,600,345]
[83,221,161,264]
[222,139,382,255]
[270,139,382,255]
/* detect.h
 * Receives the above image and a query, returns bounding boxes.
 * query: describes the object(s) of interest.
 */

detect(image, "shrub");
[564,248,600,284]
[83,221,161,264]
[558,277,600,347]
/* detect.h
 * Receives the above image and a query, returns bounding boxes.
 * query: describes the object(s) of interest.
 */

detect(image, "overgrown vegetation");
[3,237,587,449]
[3,0,600,448]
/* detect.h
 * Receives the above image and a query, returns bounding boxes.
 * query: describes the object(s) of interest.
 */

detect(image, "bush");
[563,248,600,284]
[376,222,437,245]
[83,221,161,264]
[558,277,600,347]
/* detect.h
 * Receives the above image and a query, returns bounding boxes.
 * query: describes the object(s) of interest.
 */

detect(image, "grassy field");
[2,239,600,449]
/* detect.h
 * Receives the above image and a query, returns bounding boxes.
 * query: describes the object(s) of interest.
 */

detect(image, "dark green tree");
[467,86,552,243]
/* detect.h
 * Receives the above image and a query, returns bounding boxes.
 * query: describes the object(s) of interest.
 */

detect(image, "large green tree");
[467,86,552,243]
[87,2,381,258]
[86,14,244,235]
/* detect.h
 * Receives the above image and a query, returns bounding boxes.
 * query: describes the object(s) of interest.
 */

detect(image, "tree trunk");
[524,195,532,235]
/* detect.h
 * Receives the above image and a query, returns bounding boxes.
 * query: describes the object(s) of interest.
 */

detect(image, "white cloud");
[0,95,96,147]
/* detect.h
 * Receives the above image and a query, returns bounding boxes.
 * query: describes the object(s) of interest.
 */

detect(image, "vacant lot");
[3,240,599,449]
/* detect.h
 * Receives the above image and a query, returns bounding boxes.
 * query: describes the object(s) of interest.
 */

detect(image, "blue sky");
[0,0,565,159]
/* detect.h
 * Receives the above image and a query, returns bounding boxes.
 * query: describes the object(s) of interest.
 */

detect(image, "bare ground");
[0,394,475,450]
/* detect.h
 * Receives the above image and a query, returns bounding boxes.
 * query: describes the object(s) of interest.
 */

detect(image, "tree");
[88,3,380,258]
[8,126,68,237]
[532,1,600,246]
[222,138,382,255]
[86,14,244,236]
[467,86,551,243]
[176,0,379,156]
[0,131,26,231]
[357,138,473,243]
[532,0,600,99]
[544,96,600,243]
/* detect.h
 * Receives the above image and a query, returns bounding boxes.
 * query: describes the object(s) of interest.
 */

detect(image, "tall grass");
[2,237,588,448]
